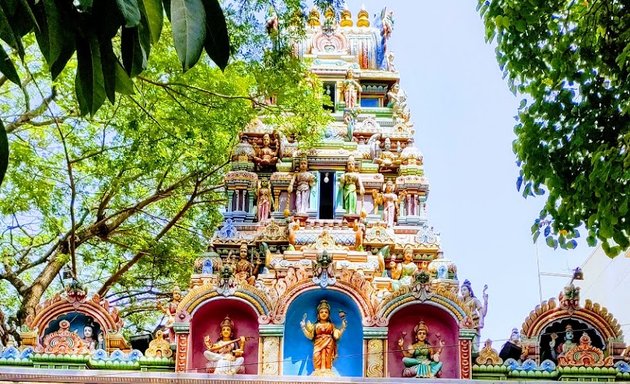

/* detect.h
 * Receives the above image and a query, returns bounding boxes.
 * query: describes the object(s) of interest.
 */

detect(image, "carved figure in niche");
[234,243,255,285]
[548,324,577,362]
[499,328,524,362]
[288,157,315,214]
[381,180,398,228]
[391,245,418,290]
[375,138,399,168]
[398,320,444,378]
[253,133,278,169]
[257,179,272,222]
[300,299,347,376]
[157,286,182,343]
[83,325,97,351]
[353,220,365,251]
[339,156,364,214]
[341,70,361,109]
[204,316,247,375]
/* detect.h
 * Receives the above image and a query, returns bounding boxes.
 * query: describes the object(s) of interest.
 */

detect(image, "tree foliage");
[0,18,329,334]
[478,0,630,257]
[0,0,231,187]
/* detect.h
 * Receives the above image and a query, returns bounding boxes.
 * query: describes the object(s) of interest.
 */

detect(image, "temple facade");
[2,6,630,383]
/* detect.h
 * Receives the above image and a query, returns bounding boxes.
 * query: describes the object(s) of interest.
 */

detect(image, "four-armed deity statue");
[204,316,247,375]
[398,320,444,378]
[301,300,347,377]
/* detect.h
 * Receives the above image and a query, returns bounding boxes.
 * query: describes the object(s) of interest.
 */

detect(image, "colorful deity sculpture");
[341,70,361,109]
[339,156,364,215]
[300,299,347,376]
[288,157,315,214]
[390,245,418,290]
[157,286,182,343]
[257,179,272,222]
[234,243,255,285]
[82,326,97,351]
[203,316,247,375]
[253,133,278,169]
[546,324,577,363]
[460,279,488,351]
[381,180,398,227]
[398,320,444,378]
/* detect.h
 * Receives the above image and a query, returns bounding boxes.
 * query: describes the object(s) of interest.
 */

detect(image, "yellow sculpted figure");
[300,300,347,376]
[204,316,246,375]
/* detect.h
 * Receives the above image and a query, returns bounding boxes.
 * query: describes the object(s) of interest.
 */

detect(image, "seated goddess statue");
[204,316,247,375]
[253,133,278,169]
[398,321,444,378]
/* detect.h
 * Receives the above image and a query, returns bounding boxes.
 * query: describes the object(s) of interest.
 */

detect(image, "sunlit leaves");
[170,0,206,71]
[480,0,630,257]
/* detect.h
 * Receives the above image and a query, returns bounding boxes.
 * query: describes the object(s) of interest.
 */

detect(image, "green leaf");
[0,119,7,188]
[170,0,206,71]
[0,3,21,56]
[141,0,163,43]
[200,0,229,70]
[114,61,135,95]
[35,0,76,79]
[0,43,20,85]
[121,25,150,77]
[117,0,142,27]
[75,36,106,115]
[100,38,116,104]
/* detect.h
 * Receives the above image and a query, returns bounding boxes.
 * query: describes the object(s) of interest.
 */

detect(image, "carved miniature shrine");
[1,6,630,384]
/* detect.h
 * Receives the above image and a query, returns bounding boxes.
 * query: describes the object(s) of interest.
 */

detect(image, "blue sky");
[345,0,594,343]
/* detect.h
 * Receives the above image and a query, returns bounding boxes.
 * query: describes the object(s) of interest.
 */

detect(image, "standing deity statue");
[387,83,411,123]
[381,180,398,228]
[204,316,247,375]
[157,286,182,343]
[300,300,347,376]
[386,51,396,72]
[341,70,361,110]
[257,179,272,222]
[288,157,315,214]
[339,156,364,214]
[460,279,488,351]
[398,320,444,378]
[253,133,278,169]
[390,245,418,290]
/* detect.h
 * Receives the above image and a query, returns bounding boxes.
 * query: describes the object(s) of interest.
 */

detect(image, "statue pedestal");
[365,213,381,224]
[373,277,392,291]
[293,213,309,224]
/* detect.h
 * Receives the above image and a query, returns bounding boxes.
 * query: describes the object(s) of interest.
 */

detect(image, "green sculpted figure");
[339,156,364,214]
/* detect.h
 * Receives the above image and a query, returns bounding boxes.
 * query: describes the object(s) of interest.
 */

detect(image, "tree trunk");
[16,255,66,325]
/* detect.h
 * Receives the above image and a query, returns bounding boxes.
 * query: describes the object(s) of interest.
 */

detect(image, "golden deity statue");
[300,300,347,376]
[203,316,247,375]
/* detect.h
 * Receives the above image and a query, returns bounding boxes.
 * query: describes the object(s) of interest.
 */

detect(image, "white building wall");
[574,246,630,338]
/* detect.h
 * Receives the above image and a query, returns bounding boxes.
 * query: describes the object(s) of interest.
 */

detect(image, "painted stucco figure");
[300,300,347,376]
[398,320,444,378]
[390,245,418,290]
[341,70,361,109]
[157,286,182,343]
[288,157,315,214]
[339,156,364,214]
[204,316,246,375]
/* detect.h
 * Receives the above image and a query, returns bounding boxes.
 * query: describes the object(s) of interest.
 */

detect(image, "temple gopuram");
[2,6,630,384]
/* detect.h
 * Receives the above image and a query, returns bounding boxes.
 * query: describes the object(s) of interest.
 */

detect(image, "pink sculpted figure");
[381,180,398,228]
[288,157,315,214]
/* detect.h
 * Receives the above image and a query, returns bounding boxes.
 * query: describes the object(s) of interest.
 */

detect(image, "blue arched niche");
[282,289,363,377]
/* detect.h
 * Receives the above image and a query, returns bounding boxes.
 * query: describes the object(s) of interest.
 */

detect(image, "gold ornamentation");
[558,333,613,367]
[366,339,384,377]
[35,320,90,355]
[475,339,503,365]
[145,330,173,358]
[256,221,287,242]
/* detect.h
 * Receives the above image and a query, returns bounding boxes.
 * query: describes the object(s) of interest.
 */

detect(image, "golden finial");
[357,5,370,27]
[308,7,321,27]
[340,6,353,27]
[324,7,334,20]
